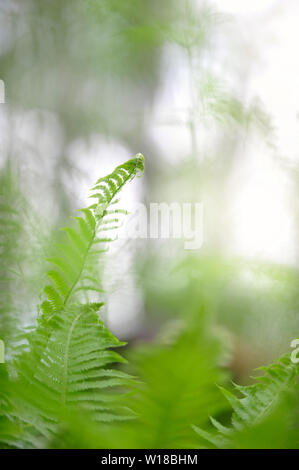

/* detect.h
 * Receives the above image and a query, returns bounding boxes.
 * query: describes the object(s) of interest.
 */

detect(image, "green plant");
[0,153,298,450]
[0,155,144,448]
[194,355,299,448]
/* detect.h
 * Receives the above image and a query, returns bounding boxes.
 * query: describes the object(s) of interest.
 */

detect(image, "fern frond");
[122,326,228,448]
[0,156,145,448]
[19,304,132,421]
[41,154,144,316]
[193,354,299,448]
[1,302,133,448]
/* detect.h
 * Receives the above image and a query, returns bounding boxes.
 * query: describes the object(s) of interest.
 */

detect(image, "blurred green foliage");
[0,0,298,449]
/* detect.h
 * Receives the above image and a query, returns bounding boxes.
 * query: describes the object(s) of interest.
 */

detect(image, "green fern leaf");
[194,354,299,448]
[41,154,144,315]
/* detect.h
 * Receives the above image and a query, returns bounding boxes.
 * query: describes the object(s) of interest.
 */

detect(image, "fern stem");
[62,310,83,405]
[63,235,95,307]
